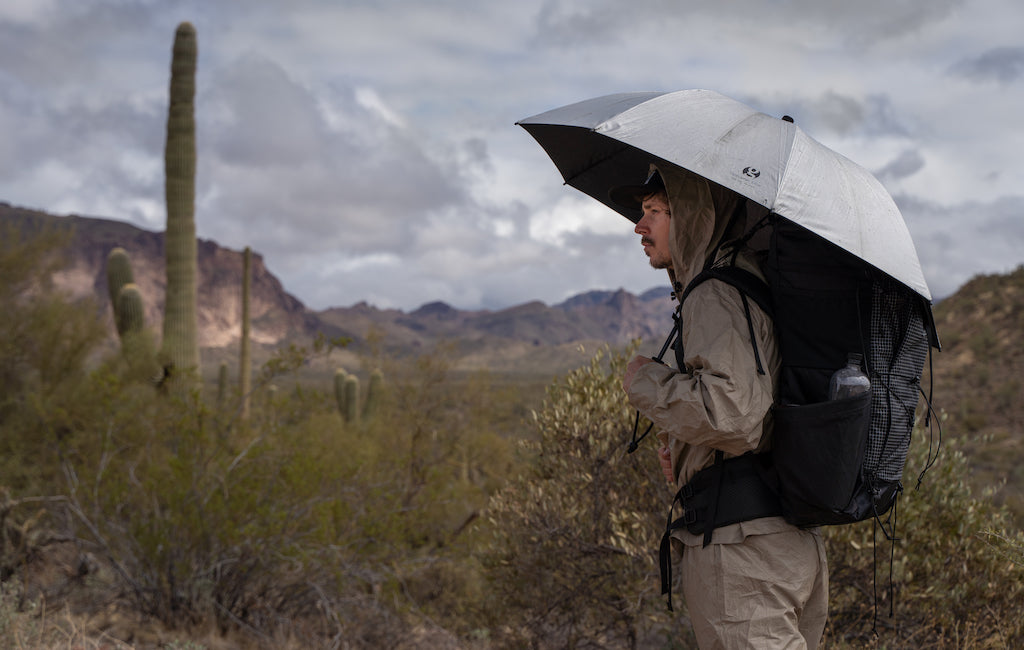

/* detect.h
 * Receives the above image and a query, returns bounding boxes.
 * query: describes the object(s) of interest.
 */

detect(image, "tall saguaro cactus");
[239,246,252,420]
[159,21,200,378]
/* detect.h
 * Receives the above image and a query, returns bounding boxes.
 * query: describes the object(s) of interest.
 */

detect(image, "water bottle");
[828,352,870,400]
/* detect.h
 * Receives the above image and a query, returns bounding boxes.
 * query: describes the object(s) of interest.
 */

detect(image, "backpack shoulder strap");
[680,265,773,375]
[681,265,773,320]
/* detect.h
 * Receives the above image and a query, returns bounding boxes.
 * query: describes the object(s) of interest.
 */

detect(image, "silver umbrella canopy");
[517,89,932,302]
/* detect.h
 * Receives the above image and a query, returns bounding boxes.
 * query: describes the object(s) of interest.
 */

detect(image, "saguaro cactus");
[363,368,384,419]
[334,369,348,417]
[344,374,360,424]
[115,283,146,338]
[106,247,145,342]
[106,247,134,328]
[159,21,200,378]
[217,361,229,409]
[239,246,252,420]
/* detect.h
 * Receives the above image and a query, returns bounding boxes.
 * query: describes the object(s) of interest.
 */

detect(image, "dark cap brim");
[608,169,666,210]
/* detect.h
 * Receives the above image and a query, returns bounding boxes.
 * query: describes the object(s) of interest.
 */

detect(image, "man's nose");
[634,216,648,234]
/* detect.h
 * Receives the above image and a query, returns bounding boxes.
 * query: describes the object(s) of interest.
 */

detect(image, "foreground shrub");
[13,335,517,645]
[824,425,1024,648]
[0,223,108,495]
[481,345,692,649]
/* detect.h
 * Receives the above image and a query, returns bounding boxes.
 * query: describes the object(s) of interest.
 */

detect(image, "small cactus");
[115,283,146,337]
[239,246,252,420]
[334,369,348,417]
[217,362,229,409]
[363,368,384,419]
[106,247,134,323]
[344,374,360,424]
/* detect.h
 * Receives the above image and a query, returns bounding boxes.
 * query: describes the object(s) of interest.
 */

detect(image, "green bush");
[0,223,108,493]
[4,226,1023,648]
[823,425,1024,647]
[38,335,517,641]
[481,345,692,649]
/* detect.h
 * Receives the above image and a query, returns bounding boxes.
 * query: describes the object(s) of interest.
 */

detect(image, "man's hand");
[623,355,654,393]
[658,445,675,485]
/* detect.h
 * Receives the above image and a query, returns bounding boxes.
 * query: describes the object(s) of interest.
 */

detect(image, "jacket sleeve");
[625,280,777,457]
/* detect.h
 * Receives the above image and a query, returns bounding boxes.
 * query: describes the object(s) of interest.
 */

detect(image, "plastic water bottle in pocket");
[829,352,870,400]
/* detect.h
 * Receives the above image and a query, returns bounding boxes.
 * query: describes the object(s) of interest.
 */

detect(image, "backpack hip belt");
[666,452,782,539]
[658,451,783,610]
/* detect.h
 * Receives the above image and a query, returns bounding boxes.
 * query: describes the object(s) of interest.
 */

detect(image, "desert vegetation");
[2,226,1023,649]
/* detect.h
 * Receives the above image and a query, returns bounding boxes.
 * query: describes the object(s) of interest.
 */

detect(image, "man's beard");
[643,237,671,269]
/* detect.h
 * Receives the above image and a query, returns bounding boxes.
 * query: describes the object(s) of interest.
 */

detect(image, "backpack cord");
[739,293,765,375]
[627,303,681,454]
[915,346,942,489]
[888,494,899,618]
[871,517,878,635]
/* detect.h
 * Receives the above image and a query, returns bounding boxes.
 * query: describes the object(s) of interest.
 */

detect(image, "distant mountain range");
[5,200,1024,520]
[0,202,676,369]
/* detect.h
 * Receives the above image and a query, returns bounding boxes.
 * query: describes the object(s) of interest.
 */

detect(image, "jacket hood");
[656,164,748,292]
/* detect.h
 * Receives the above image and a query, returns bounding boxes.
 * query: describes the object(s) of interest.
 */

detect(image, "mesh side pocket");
[867,281,929,482]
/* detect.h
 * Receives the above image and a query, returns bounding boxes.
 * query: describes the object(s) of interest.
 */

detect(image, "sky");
[1,0,1021,312]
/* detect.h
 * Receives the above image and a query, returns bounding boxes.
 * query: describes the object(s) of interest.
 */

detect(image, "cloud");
[948,46,1024,83]
[876,149,926,183]
[198,55,475,264]
[206,56,329,167]
[529,0,965,50]
[756,92,912,140]
[0,0,1021,313]
[897,193,1024,300]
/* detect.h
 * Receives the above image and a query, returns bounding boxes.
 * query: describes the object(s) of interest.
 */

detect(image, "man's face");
[634,191,672,269]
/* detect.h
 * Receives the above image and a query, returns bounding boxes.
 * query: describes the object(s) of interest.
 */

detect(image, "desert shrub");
[0,225,522,645]
[0,224,108,493]
[322,352,518,640]
[824,426,1024,648]
[25,335,519,644]
[481,345,691,649]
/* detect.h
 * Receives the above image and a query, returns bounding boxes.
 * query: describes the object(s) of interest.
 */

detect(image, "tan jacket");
[624,164,792,542]
[628,166,829,649]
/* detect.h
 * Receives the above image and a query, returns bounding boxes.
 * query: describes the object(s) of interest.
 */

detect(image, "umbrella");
[517,89,932,302]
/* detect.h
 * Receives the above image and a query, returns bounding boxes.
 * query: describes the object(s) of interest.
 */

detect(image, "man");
[616,165,828,649]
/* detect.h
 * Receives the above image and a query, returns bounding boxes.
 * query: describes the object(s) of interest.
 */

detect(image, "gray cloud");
[0,0,1020,312]
[197,55,474,263]
[876,149,926,183]
[763,92,911,139]
[530,0,966,50]
[897,193,1024,301]
[206,56,329,167]
[948,46,1024,83]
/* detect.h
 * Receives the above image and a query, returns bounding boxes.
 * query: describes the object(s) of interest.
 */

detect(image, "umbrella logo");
[742,166,761,178]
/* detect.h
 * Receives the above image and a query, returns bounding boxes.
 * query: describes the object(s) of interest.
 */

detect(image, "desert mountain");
[4,201,1024,519]
[2,203,316,348]
[926,265,1024,519]
[0,203,675,364]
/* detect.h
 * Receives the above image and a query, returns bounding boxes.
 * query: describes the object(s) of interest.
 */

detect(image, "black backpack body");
[680,215,938,529]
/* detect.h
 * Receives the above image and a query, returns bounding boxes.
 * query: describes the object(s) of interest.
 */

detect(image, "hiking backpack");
[638,212,940,533]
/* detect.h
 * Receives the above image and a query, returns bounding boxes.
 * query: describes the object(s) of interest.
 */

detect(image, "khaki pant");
[680,527,828,649]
